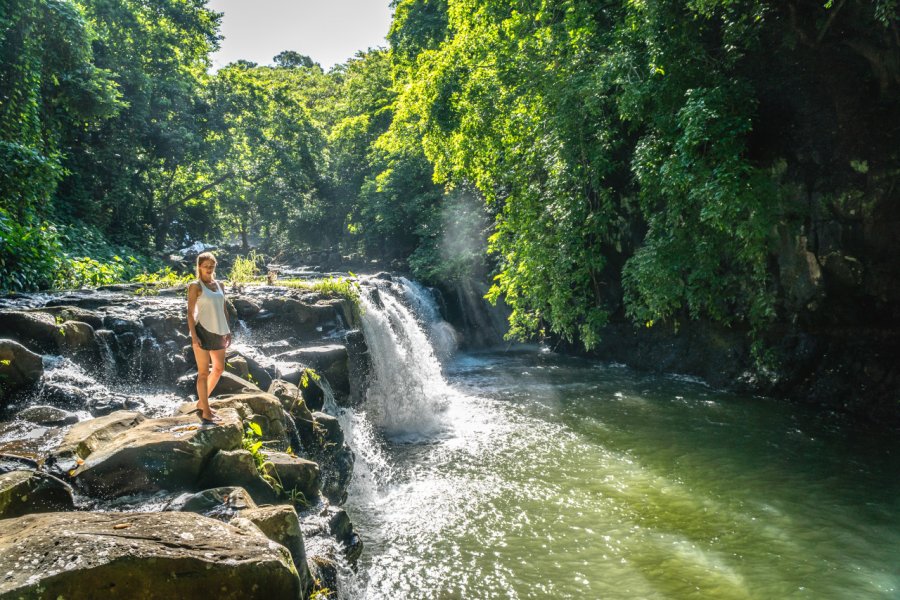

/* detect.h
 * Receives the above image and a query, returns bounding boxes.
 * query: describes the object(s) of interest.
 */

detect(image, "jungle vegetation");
[1,0,898,350]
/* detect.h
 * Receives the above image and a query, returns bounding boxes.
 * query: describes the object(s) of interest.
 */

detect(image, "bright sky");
[207,0,393,71]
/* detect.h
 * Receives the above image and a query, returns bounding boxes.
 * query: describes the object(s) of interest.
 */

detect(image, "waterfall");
[357,277,457,442]
[397,276,458,361]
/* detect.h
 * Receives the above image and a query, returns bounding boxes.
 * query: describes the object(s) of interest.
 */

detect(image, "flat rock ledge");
[0,511,302,599]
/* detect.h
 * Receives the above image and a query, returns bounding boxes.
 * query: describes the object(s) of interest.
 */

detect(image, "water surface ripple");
[345,349,900,599]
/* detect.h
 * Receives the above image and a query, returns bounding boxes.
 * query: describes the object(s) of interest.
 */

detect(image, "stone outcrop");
[0,512,302,599]
[0,470,74,519]
[71,409,242,497]
[0,339,43,404]
[265,452,320,504]
[49,410,147,475]
[236,505,313,597]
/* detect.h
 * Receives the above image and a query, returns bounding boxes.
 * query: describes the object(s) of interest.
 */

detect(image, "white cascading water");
[357,277,457,442]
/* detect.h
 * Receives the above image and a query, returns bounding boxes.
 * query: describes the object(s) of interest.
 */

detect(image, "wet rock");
[323,505,363,563]
[0,453,39,474]
[71,409,242,498]
[206,392,289,442]
[17,405,79,426]
[44,294,115,310]
[0,339,43,403]
[49,410,146,474]
[237,505,313,597]
[260,339,293,356]
[231,296,261,319]
[142,311,184,341]
[168,486,258,519]
[198,449,277,504]
[344,329,370,407]
[0,511,302,599]
[260,297,342,339]
[269,379,314,423]
[312,412,344,447]
[276,344,349,400]
[86,392,146,417]
[175,370,262,397]
[0,311,87,356]
[0,470,74,518]
[39,306,104,330]
[265,452,320,504]
[319,444,354,506]
[225,354,250,379]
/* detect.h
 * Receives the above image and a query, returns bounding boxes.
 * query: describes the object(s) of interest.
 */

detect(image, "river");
[343,282,900,599]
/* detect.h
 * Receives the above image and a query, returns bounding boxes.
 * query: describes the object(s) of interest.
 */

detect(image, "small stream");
[341,282,900,599]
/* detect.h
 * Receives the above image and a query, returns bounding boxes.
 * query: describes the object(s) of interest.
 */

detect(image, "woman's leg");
[192,344,215,419]
[206,348,226,400]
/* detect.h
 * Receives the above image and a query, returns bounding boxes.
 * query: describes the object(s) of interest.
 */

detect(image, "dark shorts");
[195,323,229,351]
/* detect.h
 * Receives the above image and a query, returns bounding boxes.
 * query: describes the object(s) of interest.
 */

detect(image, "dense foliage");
[2,0,897,353]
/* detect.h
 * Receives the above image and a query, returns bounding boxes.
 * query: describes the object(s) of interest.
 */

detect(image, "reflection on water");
[345,349,900,599]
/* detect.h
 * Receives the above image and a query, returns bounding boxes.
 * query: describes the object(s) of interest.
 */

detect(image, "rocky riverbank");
[0,283,368,599]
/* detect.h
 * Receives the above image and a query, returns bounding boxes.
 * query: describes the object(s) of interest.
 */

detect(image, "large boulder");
[265,452,320,505]
[198,449,277,504]
[39,306,104,330]
[0,311,65,354]
[236,505,313,597]
[168,486,258,519]
[0,470,74,518]
[207,392,289,442]
[71,409,242,497]
[176,370,262,397]
[0,339,43,403]
[48,410,146,475]
[0,512,302,599]
[275,344,349,399]
[230,296,261,319]
[17,405,79,426]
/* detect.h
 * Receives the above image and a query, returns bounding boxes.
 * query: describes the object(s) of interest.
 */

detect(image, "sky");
[207,0,393,71]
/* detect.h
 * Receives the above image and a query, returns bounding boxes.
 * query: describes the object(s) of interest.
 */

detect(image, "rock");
[0,453,39,474]
[39,306,104,330]
[269,379,314,423]
[169,486,258,519]
[265,452,320,504]
[141,311,184,341]
[344,329,370,407]
[71,409,242,498]
[0,512,302,599]
[49,410,147,475]
[225,354,250,379]
[207,392,289,442]
[231,296,261,319]
[198,449,277,504]
[323,505,363,563]
[312,412,344,447]
[260,297,342,340]
[0,310,59,349]
[0,470,74,518]
[238,505,313,597]
[275,344,349,400]
[176,370,262,397]
[18,405,79,426]
[319,444,354,506]
[0,339,43,403]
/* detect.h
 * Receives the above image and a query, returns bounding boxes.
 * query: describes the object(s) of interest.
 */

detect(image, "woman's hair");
[195,252,217,278]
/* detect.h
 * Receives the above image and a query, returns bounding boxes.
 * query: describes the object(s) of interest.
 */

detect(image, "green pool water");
[344,349,899,599]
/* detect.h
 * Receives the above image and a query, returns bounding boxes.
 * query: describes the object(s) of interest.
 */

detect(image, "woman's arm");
[186,282,200,346]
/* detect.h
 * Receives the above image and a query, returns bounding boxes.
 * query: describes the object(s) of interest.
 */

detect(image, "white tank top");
[194,280,231,335]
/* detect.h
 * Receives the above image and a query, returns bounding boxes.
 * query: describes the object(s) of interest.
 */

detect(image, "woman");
[187,252,231,423]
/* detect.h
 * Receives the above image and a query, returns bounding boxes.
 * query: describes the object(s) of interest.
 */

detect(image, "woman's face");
[199,260,216,279]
